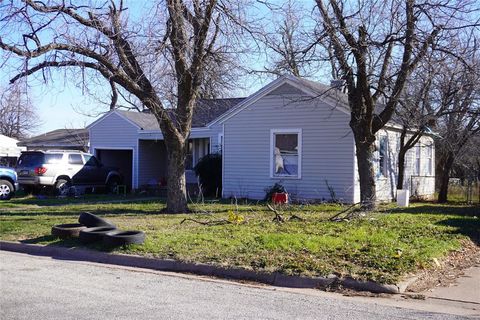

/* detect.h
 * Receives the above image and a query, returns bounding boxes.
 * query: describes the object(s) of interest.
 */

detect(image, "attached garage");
[95,149,133,190]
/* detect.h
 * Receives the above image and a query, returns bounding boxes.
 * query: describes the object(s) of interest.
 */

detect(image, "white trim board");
[269,128,302,180]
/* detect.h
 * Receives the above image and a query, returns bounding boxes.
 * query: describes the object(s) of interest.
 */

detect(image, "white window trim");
[270,128,302,179]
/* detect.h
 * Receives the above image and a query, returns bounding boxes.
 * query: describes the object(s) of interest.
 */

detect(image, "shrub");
[264,182,286,201]
[194,153,222,198]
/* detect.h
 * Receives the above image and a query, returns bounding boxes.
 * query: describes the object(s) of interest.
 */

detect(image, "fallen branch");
[180,218,231,226]
[267,203,285,223]
[329,202,362,221]
[289,214,305,221]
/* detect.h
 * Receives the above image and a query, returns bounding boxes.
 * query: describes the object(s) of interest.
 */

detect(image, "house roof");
[18,129,89,149]
[114,98,245,130]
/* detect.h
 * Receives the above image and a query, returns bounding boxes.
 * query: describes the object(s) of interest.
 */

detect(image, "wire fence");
[446,180,480,204]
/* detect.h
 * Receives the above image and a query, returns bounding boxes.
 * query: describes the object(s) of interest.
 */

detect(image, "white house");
[87,75,435,202]
[0,134,26,166]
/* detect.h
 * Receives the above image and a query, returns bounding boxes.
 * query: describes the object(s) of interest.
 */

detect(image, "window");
[68,154,83,165]
[415,144,421,175]
[426,143,433,176]
[45,154,63,164]
[83,155,100,167]
[218,133,224,153]
[378,136,388,177]
[270,129,302,178]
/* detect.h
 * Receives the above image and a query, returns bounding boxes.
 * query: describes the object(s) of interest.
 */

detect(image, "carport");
[94,148,133,190]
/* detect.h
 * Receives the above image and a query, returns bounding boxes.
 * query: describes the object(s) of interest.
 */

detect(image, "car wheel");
[103,230,145,247]
[51,223,86,238]
[79,226,118,244]
[106,177,119,194]
[0,179,13,200]
[78,211,116,228]
[55,179,71,196]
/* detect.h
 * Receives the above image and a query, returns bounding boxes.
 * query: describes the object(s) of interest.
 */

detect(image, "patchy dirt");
[406,239,480,293]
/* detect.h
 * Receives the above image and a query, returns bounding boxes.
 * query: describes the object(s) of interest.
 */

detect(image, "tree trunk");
[437,152,455,203]
[164,138,189,213]
[354,138,377,210]
[396,148,407,190]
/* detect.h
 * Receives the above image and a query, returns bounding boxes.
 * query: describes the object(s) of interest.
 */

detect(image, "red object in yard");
[272,192,288,204]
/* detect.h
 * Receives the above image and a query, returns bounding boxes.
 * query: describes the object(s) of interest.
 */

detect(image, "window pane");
[379,136,387,176]
[45,154,63,164]
[84,155,99,167]
[18,153,43,166]
[415,145,421,175]
[274,133,298,176]
[68,154,83,165]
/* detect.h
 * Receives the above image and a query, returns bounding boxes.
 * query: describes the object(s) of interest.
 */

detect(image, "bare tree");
[0,81,40,139]
[0,0,246,213]
[258,1,318,78]
[434,57,480,203]
[395,60,438,190]
[313,0,479,209]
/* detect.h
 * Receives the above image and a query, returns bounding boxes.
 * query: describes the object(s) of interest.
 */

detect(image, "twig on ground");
[267,203,285,222]
[180,218,231,226]
[289,214,305,221]
[329,202,362,221]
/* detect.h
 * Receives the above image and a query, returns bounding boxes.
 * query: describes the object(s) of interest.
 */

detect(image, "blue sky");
[1,0,318,135]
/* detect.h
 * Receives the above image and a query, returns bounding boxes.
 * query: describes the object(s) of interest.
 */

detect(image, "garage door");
[95,149,133,190]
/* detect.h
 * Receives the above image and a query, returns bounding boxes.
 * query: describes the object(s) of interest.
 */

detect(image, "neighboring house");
[88,75,435,202]
[0,135,26,167]
[18,129,89,152]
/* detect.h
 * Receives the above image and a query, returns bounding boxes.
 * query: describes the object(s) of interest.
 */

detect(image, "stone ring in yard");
[51,223,86,239]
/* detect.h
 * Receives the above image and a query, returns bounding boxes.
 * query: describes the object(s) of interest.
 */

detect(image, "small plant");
[325,180,339,203]
[264,182,287,201]
[227,210,245,224]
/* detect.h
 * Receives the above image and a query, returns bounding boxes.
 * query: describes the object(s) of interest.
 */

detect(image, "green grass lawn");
[0,196,478,284]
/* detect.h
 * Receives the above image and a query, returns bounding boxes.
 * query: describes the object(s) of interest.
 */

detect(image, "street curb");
[0,241,400,294]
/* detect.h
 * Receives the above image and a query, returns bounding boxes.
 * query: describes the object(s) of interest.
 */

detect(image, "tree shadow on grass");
[20,235,81,247]
[435,217,480,246]
[385,204,480,245]
[387,204,480,217]
[9,196,165,207]
[0,208,166,217]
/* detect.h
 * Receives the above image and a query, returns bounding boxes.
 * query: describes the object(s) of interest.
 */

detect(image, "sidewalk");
[421,265,480,305]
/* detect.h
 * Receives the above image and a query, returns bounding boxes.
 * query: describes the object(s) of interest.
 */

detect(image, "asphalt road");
[0,251,474,320]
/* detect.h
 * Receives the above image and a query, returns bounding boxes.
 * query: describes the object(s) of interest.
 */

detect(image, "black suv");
[16,150,123,195]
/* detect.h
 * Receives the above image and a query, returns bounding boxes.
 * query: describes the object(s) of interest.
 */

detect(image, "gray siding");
[89,112,139,149]
[89,112,140,188]
[223,84,356,202]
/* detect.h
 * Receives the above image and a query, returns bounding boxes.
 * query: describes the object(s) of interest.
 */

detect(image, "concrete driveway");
[1,251,477,320]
